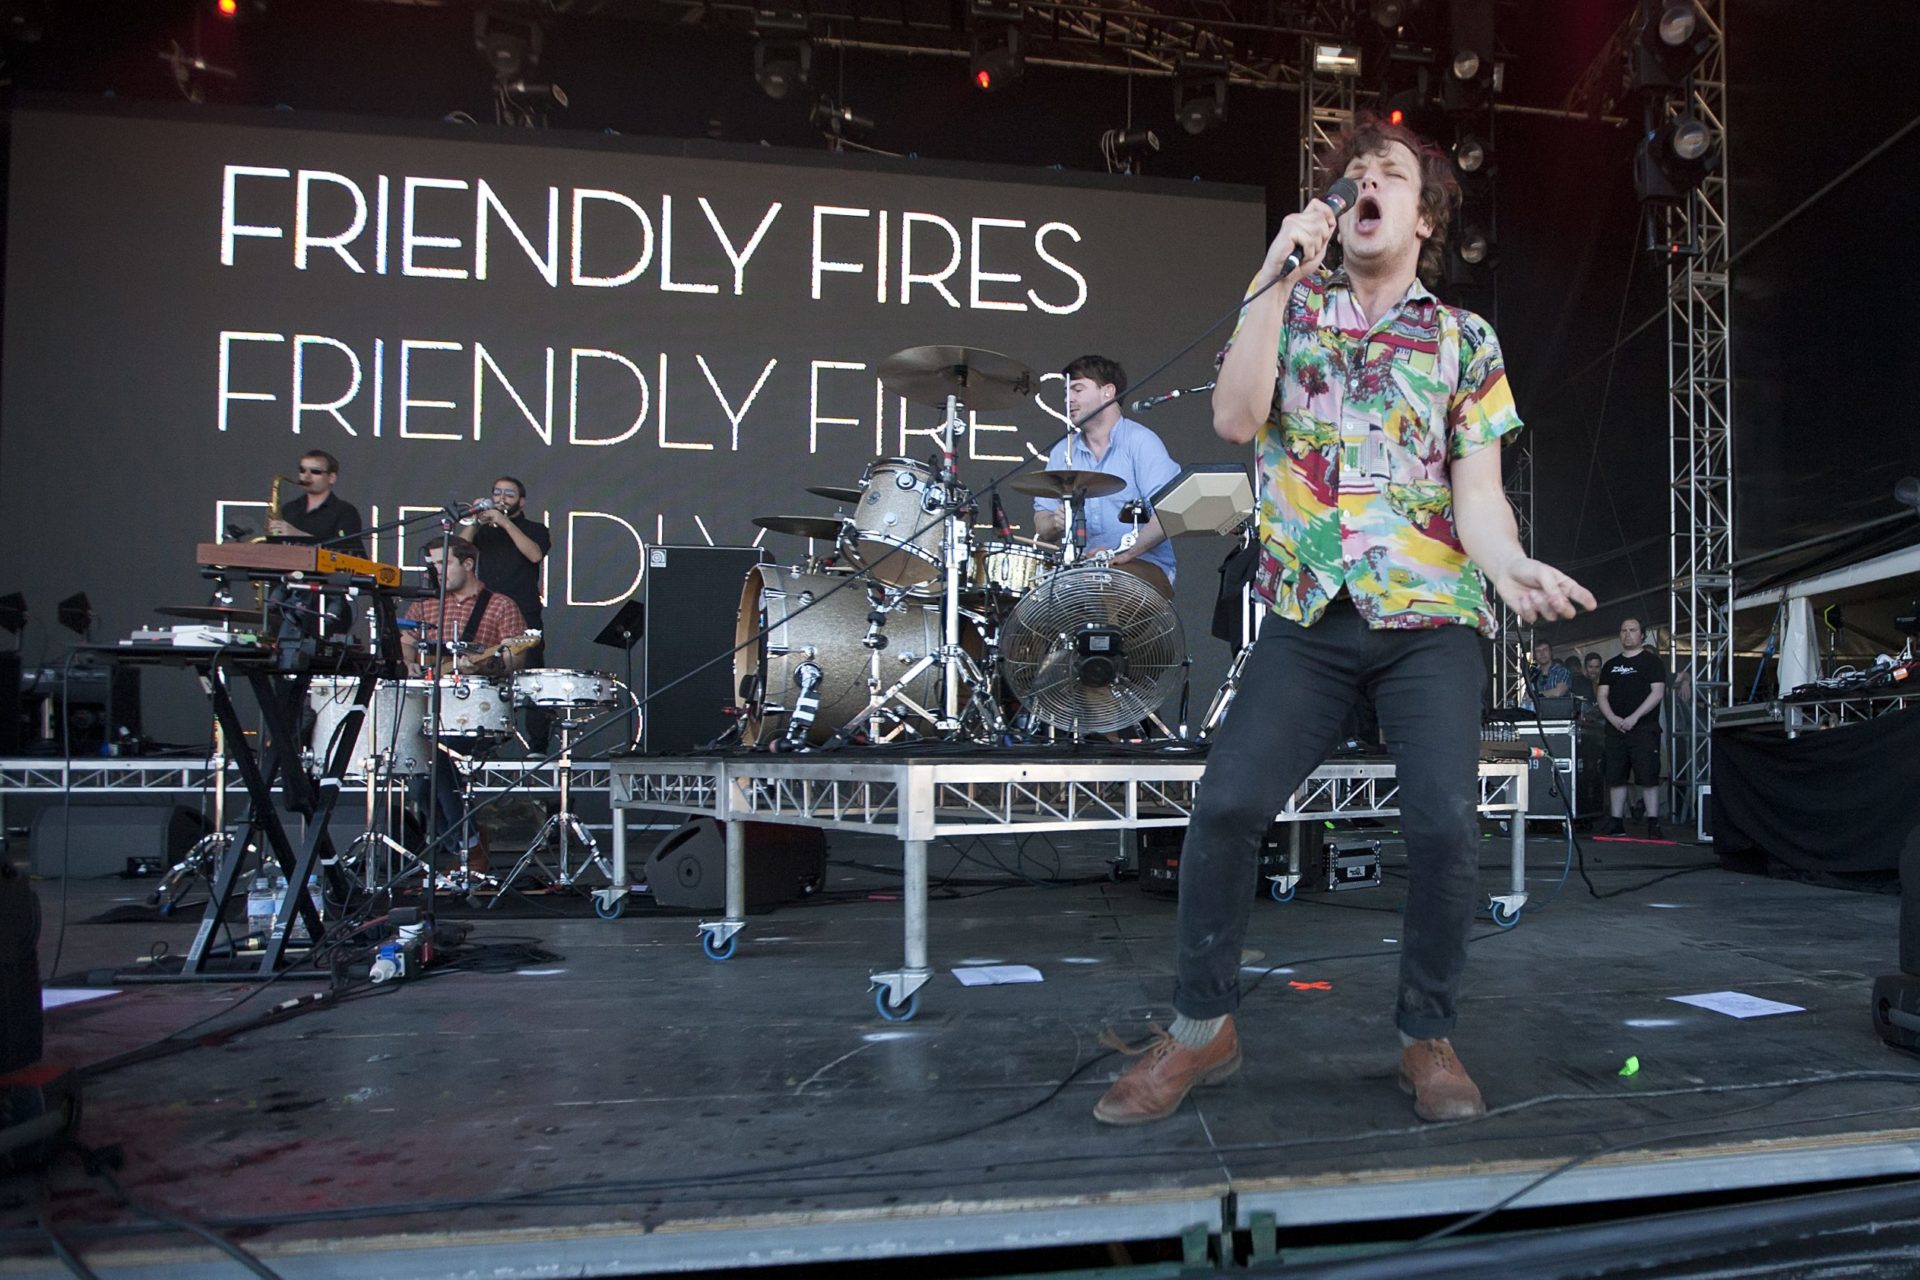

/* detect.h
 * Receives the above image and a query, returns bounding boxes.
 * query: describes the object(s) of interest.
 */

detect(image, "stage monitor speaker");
[0,652,21,756]
[0,864,42,1073]
[29,804,206,879]
[646,817,825,912]
[641,546,767,754]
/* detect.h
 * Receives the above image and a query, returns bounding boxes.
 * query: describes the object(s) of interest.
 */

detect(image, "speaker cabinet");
[641,546,768,754]
[0,864,41,1073]
[29,804,206,879]
[645,818,825,912]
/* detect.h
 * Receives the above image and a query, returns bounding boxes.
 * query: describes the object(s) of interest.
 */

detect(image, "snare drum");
[971,539,1059,596]
[513,668,621,710]
[308,677,432,778]
[842,457,948,591]
[431,676,514,738]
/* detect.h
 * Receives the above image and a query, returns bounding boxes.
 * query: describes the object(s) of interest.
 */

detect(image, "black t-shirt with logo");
[466,516,552,627]
[1599,650,1666,730]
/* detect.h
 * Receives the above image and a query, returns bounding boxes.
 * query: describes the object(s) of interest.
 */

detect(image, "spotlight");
[1457,227,1489,265]
[969,0,1024,92]
[474,9,541,82]
[1633,113,1719,202]
[1174,56,1228,135]
[1453,133,1487,173]
[1313,44,1362,78]
[753,11,811,100]
[1443,0,1493,112]
[1371,0,1411,30]
[1632,0,1707,92]
[57,592,93,638]
[215,0,238,15]
[1450,50,1480,82]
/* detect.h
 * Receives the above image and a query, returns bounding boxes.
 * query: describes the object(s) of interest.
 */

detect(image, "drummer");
[1031,355,1181,598]
[404,538,531,872]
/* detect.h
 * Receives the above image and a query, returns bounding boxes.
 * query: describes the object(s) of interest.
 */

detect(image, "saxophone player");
[267,449,365,554]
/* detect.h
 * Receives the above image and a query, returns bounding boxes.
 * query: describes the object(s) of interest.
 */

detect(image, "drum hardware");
[148,689,235,913]
[781,662,825,747]
[489,712,615,904]
[806,484,864,504]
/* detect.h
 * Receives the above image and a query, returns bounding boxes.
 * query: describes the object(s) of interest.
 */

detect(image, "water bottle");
[245,874,275,944]
[290,873,321,945]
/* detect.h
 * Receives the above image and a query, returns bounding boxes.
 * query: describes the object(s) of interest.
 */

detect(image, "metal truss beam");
[1662,0,1733,825]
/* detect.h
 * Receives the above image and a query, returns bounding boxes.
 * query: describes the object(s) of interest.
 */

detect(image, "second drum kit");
[734,345,1190,747]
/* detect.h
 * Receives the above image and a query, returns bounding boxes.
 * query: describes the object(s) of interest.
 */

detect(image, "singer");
[1094,115,1595,1128]
[1030,354,1181,597]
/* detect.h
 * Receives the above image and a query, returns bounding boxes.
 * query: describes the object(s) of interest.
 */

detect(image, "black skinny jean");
[1174,597,1487,1041]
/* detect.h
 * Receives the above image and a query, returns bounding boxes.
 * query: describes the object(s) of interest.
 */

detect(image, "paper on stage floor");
[42,988,118,1009]
[952,965,1044,987]
[1667,990,1805,1019]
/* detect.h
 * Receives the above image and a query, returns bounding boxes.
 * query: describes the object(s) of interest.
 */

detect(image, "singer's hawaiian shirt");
[1223,268,1522,636]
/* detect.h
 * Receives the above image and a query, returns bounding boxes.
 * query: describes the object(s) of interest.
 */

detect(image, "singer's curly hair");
[1317,112,1461,287]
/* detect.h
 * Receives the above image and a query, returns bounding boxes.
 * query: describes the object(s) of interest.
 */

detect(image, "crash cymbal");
[807,485,863,504]
[154,604,267,625]
[753,515,847,540]
[1007,469,1126,500]
[876,345,1034,411]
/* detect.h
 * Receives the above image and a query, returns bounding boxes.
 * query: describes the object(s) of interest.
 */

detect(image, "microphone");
[992,493,1012,539]
[1130,382,1216,414]
[1896,477,1920,510]
[1277,177,1360,279]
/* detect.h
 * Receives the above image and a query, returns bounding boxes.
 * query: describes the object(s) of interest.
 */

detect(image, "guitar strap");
[459,589,495,647]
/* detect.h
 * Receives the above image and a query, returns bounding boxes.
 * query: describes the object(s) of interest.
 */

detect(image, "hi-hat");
[807,485,863,504]
[155,604,267,625]
[877,346,1034,411]
[1007,469,1126,500]
[753,515,847,540]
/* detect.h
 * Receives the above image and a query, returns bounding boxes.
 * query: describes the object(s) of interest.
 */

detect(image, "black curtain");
[1712,705,1920,892]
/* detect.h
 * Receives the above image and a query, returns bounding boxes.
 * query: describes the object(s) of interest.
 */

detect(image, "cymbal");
[155,604,267,625]
[1007,469,1126,500]
[877,345,1034,411]
[807,485,863,504]
[753,515,847,540]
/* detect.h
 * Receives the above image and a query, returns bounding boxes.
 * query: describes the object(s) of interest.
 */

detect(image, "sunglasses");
[491,487,520,496]
[298,466,330,475]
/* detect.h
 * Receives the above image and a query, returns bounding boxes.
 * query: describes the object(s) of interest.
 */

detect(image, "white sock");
[1169,1014,1227,1049]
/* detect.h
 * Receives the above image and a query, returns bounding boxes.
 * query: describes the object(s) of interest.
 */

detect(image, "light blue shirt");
[1033,416,1181,584]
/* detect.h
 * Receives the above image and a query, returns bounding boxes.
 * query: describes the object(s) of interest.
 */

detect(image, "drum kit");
[733,345,1190,744]
[311,656,631,899]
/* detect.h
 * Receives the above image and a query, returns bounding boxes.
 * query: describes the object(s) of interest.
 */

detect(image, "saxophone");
[253,474,299,541]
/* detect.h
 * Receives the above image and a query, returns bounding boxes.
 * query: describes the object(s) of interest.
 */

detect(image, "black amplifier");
[1132,823,1310,897]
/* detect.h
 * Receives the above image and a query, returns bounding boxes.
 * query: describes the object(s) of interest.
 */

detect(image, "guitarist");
[404,539,530,873]
[405,540,531,678]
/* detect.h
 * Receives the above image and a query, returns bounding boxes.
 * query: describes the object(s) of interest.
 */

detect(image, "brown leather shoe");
[1398,1038,1487,1122]
[1093,1017,1241,1126]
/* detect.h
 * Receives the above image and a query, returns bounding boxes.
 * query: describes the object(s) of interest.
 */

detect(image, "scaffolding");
[1660,0,1733,825]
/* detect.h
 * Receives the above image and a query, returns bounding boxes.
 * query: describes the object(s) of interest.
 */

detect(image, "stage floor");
[7,827,1920,1277]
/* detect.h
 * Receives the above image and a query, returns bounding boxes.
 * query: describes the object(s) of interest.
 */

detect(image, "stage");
[8,821,1920,1277]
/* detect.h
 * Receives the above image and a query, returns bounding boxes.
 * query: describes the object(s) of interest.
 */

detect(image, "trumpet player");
[267,449,364,553]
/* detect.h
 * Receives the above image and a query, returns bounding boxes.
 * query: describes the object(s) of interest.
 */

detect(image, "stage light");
[1632,0,1707,93]
[1388,108,1405,126]
[57,593,93,638]
[474,10,541,82]
[1443,0,1493,112]
[1371,0,1410,30]
[752,12,811,101]
[1633,113,1719,203]
[1457,228,1489,265]
[216,0,238,15]
[1453,133,1486,173]
[1313,44,1361,77]
[969,0,1024,93]
[811,99,873,136]
[1175,57,1228,135]
[1451,50,1480,82]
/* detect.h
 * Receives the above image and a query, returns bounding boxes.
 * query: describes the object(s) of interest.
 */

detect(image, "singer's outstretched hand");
[1487,556,1597,625]
[1259,202,1338,290]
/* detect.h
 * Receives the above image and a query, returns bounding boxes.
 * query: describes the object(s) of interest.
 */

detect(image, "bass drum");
[735,564,954,746]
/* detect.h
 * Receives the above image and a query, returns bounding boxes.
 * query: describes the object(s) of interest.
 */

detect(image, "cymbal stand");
[335,748,420,895]
[431,741,496,898]
[490,713,612,906]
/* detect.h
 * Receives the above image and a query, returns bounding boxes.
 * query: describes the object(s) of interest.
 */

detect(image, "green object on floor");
[1619,1055,1641,1077]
